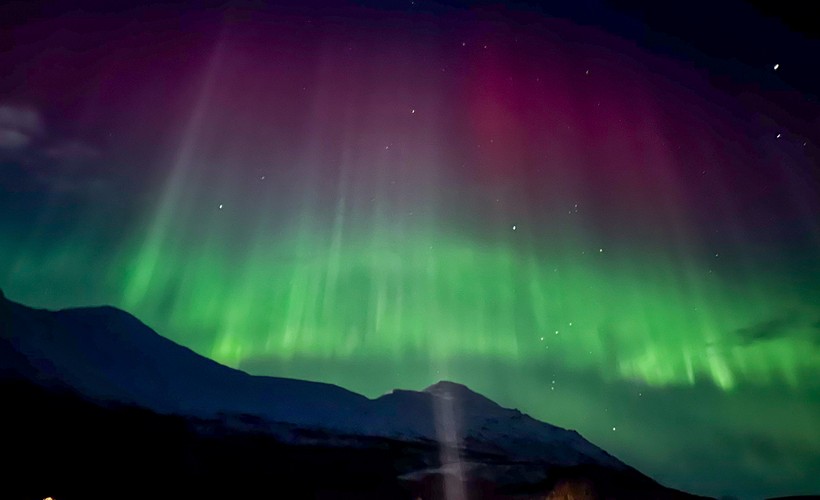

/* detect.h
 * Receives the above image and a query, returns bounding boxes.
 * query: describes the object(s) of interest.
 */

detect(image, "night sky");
[1,1,819,498]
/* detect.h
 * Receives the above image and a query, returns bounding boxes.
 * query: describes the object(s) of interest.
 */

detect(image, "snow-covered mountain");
[368,381,624,469]
[0,289,705,499]
[1,289,370,430]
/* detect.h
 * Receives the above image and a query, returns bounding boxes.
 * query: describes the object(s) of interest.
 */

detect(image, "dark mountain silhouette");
[0,290,710,499]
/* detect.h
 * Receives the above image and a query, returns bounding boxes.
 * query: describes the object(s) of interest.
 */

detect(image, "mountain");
[0,289,708,499]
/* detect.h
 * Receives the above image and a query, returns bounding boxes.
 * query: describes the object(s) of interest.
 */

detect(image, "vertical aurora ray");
[99,18,819,392]
[122,37,229,310]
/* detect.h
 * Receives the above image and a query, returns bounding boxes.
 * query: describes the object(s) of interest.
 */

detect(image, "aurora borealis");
[1,0,819,498]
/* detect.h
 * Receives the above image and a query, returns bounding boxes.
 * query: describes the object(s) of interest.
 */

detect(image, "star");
[218,204,223,209]
[774,63,780,70]
[512,225,517,231]
[777,133,781,139]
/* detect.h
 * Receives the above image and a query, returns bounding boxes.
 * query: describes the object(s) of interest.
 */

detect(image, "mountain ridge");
[0,290,709,499]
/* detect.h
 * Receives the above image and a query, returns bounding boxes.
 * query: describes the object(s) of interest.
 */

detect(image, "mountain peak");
[424,380,477,396]
[422,381,502,410]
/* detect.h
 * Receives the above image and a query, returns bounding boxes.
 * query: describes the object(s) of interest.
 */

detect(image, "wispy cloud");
[0,103,110,194]
[734,316,798,344]
[733,312,820,346]
[0,104,43,149]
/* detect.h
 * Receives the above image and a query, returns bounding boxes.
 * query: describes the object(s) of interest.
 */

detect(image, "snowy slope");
[368,381,625,469]
[0,290,625,471]
[0,291,369,430]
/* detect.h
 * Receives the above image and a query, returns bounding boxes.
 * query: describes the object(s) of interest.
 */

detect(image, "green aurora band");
[114,226,817,391]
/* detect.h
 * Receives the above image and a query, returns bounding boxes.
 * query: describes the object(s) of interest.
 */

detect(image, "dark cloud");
[733,311,820,347]
[0,129,32,149]
[734,316,799,345]
[0,105,43,149]
[0,103,108,194]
